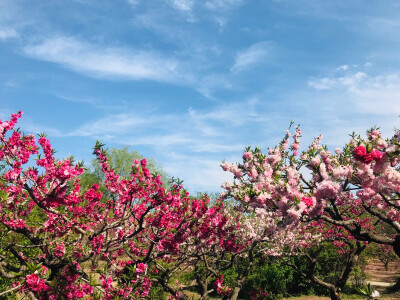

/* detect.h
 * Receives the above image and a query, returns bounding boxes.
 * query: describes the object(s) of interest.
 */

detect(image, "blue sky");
[1,0,400,192]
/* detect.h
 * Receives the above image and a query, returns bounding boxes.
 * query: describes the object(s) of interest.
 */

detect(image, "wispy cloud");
[205,0,243,11]
[336,64,348,71]
[169,0,194,12]
[231,41,274,73]
[308,71,367,90]
[0,28,18,41]
[69,112,156,137]
[123,134,193,147]
[196,74,234,99]
[4,81,17,87]
[133,9,188,41]
[18,120,64,138]
[65,98,263,150]
[188,98,260,127]
[55,102,253,191]
[55,95,132,111]
[23,36,188,83]
[56,94,98,105]
[163,152,234,192]
[126,0,141,7]
[308,70,400,115]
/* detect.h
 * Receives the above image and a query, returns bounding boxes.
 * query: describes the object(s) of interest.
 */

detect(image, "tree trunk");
[393,235,400,259]
[197,283,209,300]
[229,285,242,300]
[228,243,256,300]
[387,276,400,293]
[384,260,390,271]
[337,242,366,291]
[157,278,189,300]
[329,288,342,300]
[195,272,209,300]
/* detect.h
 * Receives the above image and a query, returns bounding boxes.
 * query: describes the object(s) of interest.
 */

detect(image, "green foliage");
[314,243,346,284]
[285,256,318,296]
[364,243,399,272]
[221,266,239,289]
[351,262,367,288]
[147,283,168,300]
[193,191,221,204]
[238,256,311,300]
[178,269,196,286]
[79,146,171,198]
[0,203,45,298]
[356,283,374,298]
[236,243,369,299]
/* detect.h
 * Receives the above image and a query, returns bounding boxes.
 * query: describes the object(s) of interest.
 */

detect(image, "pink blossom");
[54,242,65,258]
[354,146,374,164]
[243,151,253,159]
[291,142,300,150]
[24,273,50,292]
[371,150,384,160]
[136,263,147,273]
[309,156,321,166]
[301,197,314,207]
[286,208,301,220]
[220,162,231,171]
[214,275,231,297]
[221,182,232,190]
[315,180,341,200]
[249,166,258,178]
[101,276,113,291]
[229,164,242,178]
[4,219,26,229]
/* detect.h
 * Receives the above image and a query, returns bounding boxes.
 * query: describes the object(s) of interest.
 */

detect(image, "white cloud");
[56,94,132,111]
[231,41,274,73]
[56,94,98,105]
[196,74,233,98]
[336,64,348,71]
[0,28,18,41]
[66,97,262,148]
[350,74,400,115]
[121,133,244,153]
[18,120,64,138]
[69,112,156,137]
[4,81,17,87]
[189,97,260,126]
[205,0,243,11]
[308,70,400,115]
[126,0,140,7]
[190,142,243,153]
[169,0,194,12]
[23,36,187,83]
[69,97,257,135]
[29,96,275,192]
[163,152,234,192]
[307,77,336,90]
[308,72,367,90]
[125,134,193,147]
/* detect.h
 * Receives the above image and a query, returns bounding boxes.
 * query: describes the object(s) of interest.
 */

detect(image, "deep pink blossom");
[354,146,374,164]
[24,274,50,292]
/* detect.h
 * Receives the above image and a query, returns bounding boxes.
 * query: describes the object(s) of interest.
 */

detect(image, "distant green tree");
[79,146,170,199]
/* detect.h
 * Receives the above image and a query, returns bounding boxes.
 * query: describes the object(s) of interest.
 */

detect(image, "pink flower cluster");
[54,242,66,258]
[354,145,384,164]
[214,275,231,297]
[220,124,400,266]
[24,273,51,293]
[2,111,400,299]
